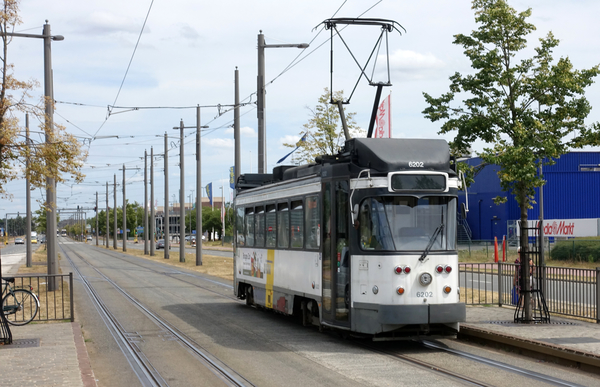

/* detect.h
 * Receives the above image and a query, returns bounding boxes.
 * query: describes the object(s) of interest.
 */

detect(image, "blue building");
[460,151,600,242]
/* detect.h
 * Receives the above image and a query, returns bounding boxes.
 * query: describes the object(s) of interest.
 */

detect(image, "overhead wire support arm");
[318,18,405,138]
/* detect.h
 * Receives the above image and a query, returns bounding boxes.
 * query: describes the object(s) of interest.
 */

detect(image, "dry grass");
[103,244,234,281]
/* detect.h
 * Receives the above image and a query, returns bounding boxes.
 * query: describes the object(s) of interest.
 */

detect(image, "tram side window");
[266,205,277,248]
[277,203,289,248]
[255,206,265,247]
[236,207,245,246]
[305,195,320,249]
[290,200,304,248]
[245,208,255,247]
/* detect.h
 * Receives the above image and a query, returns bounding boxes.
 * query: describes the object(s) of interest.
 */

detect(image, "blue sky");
[2,0,600,221]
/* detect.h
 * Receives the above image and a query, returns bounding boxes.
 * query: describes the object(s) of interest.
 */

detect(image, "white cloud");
[385,50,446,79]
[204,138,233,148]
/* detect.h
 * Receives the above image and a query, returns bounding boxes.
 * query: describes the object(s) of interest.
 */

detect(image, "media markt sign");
[523,218,600,238]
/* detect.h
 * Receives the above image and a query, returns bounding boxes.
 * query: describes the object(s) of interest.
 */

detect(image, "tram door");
[322,180,350,326]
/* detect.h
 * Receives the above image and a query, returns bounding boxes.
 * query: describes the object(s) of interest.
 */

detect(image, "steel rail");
[58,244,166,387]
[419,340,585,387]
[60,242,252,387]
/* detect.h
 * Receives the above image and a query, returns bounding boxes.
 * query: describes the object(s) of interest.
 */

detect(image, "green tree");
[283,88,365,164]
[0,1,86,200]
[423,0,600,235]
[33,207,58,233]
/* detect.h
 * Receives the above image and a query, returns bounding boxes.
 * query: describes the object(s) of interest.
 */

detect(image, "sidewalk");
[0,322,95,387]
[462,306,600,370]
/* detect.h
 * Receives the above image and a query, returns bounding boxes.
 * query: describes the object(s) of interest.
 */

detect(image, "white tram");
[233,138,466,338]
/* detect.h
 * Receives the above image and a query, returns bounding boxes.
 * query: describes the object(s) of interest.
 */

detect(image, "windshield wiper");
[419,222,444,262]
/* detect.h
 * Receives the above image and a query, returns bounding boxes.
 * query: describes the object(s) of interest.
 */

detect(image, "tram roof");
[236,138,453,192]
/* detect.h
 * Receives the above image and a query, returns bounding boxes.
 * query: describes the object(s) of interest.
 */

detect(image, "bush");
[550,239,600,262]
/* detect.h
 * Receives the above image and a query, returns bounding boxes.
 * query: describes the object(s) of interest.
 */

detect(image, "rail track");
[59,242,252,387]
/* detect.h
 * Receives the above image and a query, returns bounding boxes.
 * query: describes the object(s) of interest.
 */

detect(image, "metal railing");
[459,263,599,322]
[2,273,74,324]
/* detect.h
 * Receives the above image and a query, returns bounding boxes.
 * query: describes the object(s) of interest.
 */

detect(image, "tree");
[33,207,58,233]
[423,0,600,235]
[0,1,86,200]
[283,88,365,164]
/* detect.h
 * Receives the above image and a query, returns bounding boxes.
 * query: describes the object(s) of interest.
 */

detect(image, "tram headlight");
[443,285,452,294]
[419,272,432,286]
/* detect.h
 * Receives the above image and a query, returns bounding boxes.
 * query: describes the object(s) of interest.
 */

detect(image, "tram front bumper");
[352,302,466,333]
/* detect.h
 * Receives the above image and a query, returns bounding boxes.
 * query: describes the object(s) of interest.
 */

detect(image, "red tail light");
[435,265,444,273]
[444,265,452,273]
[394,266,402,275]
[403,266,411,274]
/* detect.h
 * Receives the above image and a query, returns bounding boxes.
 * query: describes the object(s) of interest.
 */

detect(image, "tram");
[233,137,466,338]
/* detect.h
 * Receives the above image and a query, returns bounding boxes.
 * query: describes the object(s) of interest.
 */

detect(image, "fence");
[459,263,599,322]
[2,273,74,324]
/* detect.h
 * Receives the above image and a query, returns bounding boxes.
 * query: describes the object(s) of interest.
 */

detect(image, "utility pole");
[113,174,117,249]
[1,22,64,290]
[196,106,203,266]
[106,182,109,248]
[257,31,308,173]
[95,191,99,245]
[234,68,240,191]
[150,147,155,257]
[25,113,32,267]
[179,119,185,262]
[123,164,126,252]
[164,132,170,259]
[221,185,225,246]
[144,150,148,255]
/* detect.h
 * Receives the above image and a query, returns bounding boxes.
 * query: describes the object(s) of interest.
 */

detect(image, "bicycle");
[1,277,40,326]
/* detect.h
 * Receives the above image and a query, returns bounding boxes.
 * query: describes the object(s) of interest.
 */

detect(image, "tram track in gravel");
[59,242,253,387]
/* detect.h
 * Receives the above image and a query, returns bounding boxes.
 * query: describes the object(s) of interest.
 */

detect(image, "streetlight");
[1,21,64,291]
[257,31,308,173]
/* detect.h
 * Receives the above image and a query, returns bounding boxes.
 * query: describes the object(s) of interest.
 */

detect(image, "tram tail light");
[396,287,405,295]
[394,266,402,275]
[403,266,411,274]
[435,265,444,273]
[444,265,452,273]
[443,285,452,294]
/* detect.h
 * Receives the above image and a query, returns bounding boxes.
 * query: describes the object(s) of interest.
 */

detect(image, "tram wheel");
[245,286,254,306]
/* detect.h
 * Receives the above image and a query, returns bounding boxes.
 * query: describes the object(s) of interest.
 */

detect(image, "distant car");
[156,239,171,250]
[39,236,46,244]
[31,236,38,244]
[86,235,92,241]
[15,238,24,245]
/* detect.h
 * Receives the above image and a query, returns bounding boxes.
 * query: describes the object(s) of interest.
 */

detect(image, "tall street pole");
[95,191,99,245]
[144,150,148,255]
[44,22,58,291]
[106,182,109,248]
[150,147,155,257]
[25,114,32,267]
[256,32,308,174]
[164,132,170,259]
[179,119,185,262]
[196,106,203,266]
[113,174,117,249]
[257,32,266,173]
[123,164,127,252]
[234,68,240,191]
[1,22,64,290]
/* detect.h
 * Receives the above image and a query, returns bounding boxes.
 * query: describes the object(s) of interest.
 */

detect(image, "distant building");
[154,196,224,237]
[459,151,600,242]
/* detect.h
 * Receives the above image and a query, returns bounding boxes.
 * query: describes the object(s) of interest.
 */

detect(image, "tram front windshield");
[359,196,456,252]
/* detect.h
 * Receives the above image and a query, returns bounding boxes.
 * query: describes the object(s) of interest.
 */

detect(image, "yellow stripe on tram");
[265,249,275,308]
